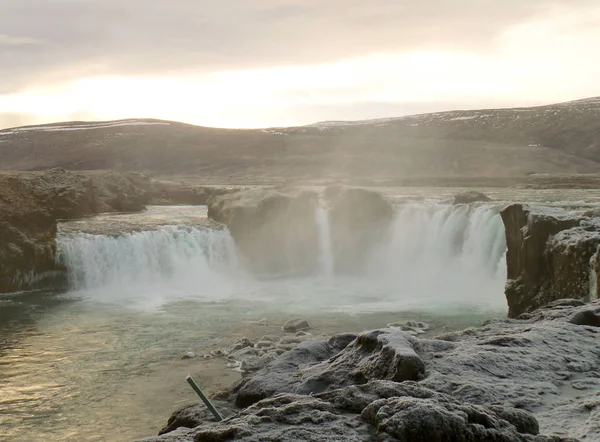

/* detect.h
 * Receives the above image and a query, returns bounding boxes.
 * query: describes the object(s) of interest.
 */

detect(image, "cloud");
[1,0,597,91]
[0,34,46,46]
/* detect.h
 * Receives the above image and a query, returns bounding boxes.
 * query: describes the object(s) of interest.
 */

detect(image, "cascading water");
[56,202,508,312]
[315,204,334,277]
[368,202,507,308]
[56,225,242,306]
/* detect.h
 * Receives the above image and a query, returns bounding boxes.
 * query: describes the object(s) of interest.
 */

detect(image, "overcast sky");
[1,0,599,129]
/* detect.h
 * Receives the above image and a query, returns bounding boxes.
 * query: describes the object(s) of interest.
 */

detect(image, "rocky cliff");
[0,169,152,292]
[0,169,228,293]
[501,204,600,317]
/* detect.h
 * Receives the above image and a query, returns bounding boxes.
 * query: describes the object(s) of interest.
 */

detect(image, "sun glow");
[2,14,600,129]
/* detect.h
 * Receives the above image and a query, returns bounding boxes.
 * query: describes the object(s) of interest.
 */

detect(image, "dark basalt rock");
[282,318,311,332]
[500,203,600,317]
[0,169,151,293]
[569,309,600,327]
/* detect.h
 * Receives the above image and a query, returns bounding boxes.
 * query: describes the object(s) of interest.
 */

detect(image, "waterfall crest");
[57,203,508,310]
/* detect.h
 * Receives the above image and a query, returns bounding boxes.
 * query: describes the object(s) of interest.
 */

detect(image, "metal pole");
[186,375,223,422]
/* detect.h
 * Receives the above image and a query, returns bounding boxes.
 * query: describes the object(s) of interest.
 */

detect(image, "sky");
[1,0,600,129]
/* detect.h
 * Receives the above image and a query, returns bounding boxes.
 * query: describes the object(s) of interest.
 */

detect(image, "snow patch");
[0,120,170,135]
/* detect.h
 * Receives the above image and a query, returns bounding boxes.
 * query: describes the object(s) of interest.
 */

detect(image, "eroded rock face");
[326,187,394,274]
[208,189,321,276]
[0,169,151,293]
[207,186,395,277]
[453,191,492,205]
[500,204,600,317]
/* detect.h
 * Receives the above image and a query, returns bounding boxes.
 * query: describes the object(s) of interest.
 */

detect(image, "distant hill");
[1,97,600,182]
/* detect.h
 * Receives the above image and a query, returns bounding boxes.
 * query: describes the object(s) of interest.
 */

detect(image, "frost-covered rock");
[149,302,600,442]
[282,318,311,332]
[501,203,600,317]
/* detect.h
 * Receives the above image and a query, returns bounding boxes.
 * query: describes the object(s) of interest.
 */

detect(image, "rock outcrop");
[325,187,394,274]
[207,188,321,276]
[0,169,152,293]
[453,191,492,205]
[147,300,600,441]
[207,186,394,276]
[501,204,600,317]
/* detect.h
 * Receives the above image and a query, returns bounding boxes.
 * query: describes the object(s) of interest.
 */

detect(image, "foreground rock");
[146,301,600,441]
[501,204,600,317]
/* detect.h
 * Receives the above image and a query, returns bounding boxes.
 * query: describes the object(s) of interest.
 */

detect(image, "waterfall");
[56,226,242,305]
[369,202,507,305]
[55,202,508,311]
[315,204,334,277]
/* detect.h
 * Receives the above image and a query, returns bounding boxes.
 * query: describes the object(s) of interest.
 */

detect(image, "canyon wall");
[501,204,600,317]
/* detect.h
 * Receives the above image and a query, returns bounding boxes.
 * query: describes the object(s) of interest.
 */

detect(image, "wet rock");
[228,338,254,353]
[182,352,196,359]
[255,340,275,349]
[501,203,600,317]
[282,318,311,332]
[453,191,491,205]
[361,396,535,442]
[228,347,262,361]
[327,332,358,350]
[295,329,425,395]
[387,320,430,335]
[240,353,278,372]
[191,395,371,442]
[210,349,226,357]
[569,309,600,327]
[231,329,425,408]
[148,383,550,442]
[158,400,236,435]
[294,331,311,337]
[232,340,335,407]
[150,301,600,442]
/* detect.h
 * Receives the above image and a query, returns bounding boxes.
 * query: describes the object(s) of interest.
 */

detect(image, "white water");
[315,205,334,277]
[367,203,507,306]
[56,226,242,307]
[56,203,508,312]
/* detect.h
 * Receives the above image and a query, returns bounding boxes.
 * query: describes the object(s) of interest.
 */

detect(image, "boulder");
[453,191,491,205]
[282,318,311,332]
[158,400,236,435]
[231,329,425,408]
[500,203,600,317]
